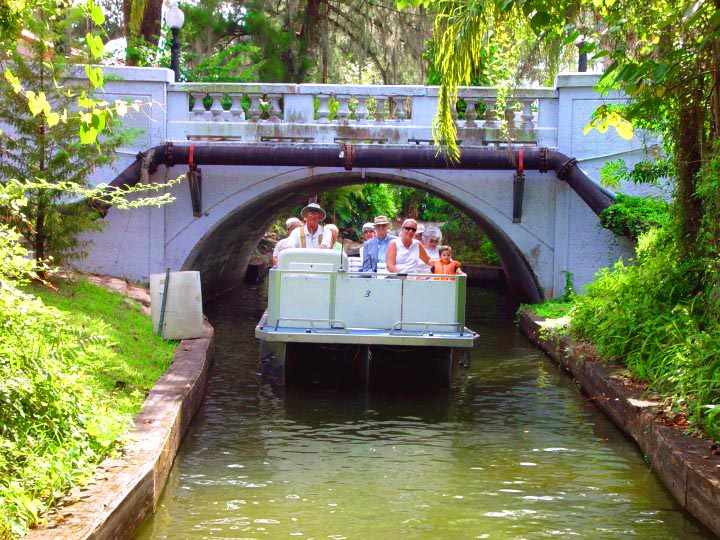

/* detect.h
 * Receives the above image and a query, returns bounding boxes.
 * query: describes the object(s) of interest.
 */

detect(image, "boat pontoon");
[255,248,478,387]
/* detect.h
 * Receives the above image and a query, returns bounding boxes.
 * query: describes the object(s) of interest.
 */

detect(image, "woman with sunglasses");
[386,218,432,274]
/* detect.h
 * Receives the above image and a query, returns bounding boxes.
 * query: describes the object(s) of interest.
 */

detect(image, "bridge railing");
[166,83,558,147]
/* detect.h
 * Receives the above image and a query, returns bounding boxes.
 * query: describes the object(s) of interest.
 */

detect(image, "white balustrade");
[167,83,557,146]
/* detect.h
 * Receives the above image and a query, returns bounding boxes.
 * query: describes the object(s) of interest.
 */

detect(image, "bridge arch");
[175,168,544,303]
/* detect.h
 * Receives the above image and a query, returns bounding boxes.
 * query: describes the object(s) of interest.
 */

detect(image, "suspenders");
[299,225,323,248]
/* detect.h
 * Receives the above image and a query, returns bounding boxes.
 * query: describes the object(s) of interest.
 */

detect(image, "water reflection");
[135,285,713,540]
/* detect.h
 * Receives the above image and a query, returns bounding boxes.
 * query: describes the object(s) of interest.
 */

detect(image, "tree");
[122,0,163,65]
[0,1,136,274]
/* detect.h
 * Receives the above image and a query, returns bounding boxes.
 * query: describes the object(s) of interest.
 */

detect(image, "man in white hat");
[272,217,302,267]
[287,202,327,249]
[361,215,395,272]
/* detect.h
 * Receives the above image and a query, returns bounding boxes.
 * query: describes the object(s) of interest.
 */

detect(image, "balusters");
[207,93,223,121]
[267,93,282,122]
[483,98,499,128]
[229,94,245,121]
[393,97,407,122]
[464,99,478,128]
[354,96,368,124]
[247,94,262,122]
[520,99,535,130]
[191,92,207,120]
[336,95,350,124]
[450,99,459,124]
[373,97,386,125]
[316,94,331,124]
[504,101,516,130]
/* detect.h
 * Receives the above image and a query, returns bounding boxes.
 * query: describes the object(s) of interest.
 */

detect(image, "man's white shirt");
[288,224,326,248]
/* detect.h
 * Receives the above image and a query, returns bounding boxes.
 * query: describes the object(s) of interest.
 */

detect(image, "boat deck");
[256,311,478,347]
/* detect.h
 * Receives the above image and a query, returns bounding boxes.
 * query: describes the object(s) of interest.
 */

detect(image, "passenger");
[430,245,463,278]
[415,223,425,243]
[324,224,343,250]
[287,203,326,248]
[361,215,395,272]
[385,218,432,274]
[415,223,431,273]
[362,222,376,241]
[272,217,302,267]
[359,222,375,261]
[424,226,442,259]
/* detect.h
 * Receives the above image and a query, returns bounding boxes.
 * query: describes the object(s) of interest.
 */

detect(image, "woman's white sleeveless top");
[417,245,439,273]
[393,237,421,273]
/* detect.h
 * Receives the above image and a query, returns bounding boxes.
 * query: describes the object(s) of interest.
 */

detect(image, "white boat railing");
[265,267,467,334]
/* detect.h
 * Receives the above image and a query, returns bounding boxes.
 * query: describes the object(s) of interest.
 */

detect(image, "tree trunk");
[123,0,164,66]
[674,87,705,257]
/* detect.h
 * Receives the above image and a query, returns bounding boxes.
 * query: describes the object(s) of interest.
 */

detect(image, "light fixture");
[166,1,184,81]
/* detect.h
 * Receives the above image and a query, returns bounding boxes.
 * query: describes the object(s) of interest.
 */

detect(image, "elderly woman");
[386,218,432,273]
[323,223,343,250]
[416,225,442,273]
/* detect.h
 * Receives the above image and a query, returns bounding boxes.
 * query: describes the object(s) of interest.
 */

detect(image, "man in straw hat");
[361,215,395,272]
[288,202,328,249]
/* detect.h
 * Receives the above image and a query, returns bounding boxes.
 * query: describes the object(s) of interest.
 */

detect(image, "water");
[136,285,713,540]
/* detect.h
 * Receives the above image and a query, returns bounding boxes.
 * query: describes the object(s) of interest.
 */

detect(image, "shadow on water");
[134,282,715,540]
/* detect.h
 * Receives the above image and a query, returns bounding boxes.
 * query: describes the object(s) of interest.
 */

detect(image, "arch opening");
[180,172,543,303]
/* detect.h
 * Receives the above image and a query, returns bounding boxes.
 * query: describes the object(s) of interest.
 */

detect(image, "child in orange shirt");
[430,246,463,277]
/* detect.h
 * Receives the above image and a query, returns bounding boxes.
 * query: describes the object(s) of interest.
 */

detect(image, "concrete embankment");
[519,310,720,538]
[26,278,215,540]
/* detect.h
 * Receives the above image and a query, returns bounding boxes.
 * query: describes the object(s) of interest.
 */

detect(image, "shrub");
[599,193,670,239]
[570,228,720,439]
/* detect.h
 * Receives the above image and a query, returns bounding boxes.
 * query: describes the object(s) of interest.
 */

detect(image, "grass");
[521,299,574,320]
[26,277,176,407]
[0,276,175,538]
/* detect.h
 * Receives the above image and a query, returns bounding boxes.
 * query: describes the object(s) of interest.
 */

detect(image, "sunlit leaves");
[89,3,104,25]
[84,65,103,89]
[583,107,634,140]
[4,68,21,94]
[85,33,104,60]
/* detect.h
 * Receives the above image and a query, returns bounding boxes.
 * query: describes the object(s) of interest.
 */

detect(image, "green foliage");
[440,209,500,265]
[600,158,674,190]
[0,1,135,268]
[318,183,400,239]
[523,299,574,320]
[599,193,670,240]
[0,226,174,536]
[570,228,720,440]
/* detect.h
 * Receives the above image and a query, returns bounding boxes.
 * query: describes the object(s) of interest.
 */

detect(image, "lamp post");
[166,1,184,82]
[577,37,588,73]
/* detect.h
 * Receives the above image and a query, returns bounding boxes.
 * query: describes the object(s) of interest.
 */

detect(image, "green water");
[135,285,714,540]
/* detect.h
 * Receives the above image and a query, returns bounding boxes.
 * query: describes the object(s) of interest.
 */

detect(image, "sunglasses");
[427,238,439,243]
[403,226,417,232]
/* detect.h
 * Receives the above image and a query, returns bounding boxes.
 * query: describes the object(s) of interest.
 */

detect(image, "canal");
[136,284,713,539]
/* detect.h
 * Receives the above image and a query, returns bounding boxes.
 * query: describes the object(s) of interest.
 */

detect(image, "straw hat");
[373,215,389,225]
[300,203,326,221]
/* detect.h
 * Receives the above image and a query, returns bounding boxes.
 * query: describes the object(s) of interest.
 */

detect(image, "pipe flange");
[165,142,175,168]
[342,142,355,171]
[538,147,549,173]
[557,157,578,181]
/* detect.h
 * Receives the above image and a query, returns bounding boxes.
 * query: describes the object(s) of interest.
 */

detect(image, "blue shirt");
[377,235,391,263]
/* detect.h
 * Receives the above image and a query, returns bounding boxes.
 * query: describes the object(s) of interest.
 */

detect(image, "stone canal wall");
[26,279,215,540]
[519,311,720,537]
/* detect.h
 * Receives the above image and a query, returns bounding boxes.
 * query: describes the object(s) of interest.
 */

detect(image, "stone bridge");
[76,67,656,302]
